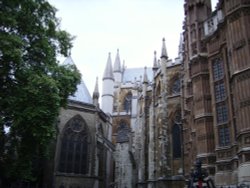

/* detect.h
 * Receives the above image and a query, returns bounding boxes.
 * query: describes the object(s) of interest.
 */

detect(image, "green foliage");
[0,0,81,183]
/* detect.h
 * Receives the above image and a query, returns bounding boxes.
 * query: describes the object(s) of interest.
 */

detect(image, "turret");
[122,60,125,72]
[184,0,212,57]
[158,59,161,67]
[93,77,99,107]
[101,52,114,115]
[113,49,122,85]
[160,38,168,76]
[178,33,184,61]
[161,38,168,59]
[143,66,148,96]
[184,0,212,23]
[152,51,158,73]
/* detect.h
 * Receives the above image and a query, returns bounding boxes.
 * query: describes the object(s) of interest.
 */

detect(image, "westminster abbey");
[47,0,250,187]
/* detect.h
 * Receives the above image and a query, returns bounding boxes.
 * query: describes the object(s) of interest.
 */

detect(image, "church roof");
[62,56,75,66]
[122,67,153,83]
[62,56,93,104]
[69,80,93,104]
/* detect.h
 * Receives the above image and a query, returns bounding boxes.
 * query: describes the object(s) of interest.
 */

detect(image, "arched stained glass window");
[116,120,129,143]
[59,115,89,174]
[123,92,132,113]
[172,78,181,95]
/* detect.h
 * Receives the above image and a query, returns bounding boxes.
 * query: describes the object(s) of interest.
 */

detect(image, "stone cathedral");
[101,36,184,188]
[47,0,250,188]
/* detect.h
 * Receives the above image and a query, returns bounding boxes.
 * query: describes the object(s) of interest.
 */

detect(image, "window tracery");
[123,92,132,113]
[218,125,230,147]
[169,76,181,95]
[58,115,89,174]
[116,120,129,143]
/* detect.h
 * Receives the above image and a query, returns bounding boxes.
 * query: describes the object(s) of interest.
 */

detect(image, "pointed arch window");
[123,92,132,113]
[171,78,181,95]
[58,115,89,174]
[116,120,129,143]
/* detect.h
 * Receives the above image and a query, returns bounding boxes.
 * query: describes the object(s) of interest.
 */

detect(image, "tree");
[0,0,81,184]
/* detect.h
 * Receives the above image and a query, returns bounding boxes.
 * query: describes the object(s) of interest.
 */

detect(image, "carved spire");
[153,51,158,71]
[178,33,184,60]
[122,60,126,72]
[143,66,148,84]
[158,59,161,67]
[103,52,114,80]
[93,77,99,107]
[161,37,168,59]
[93,77,99,99]
[114,49,121,73]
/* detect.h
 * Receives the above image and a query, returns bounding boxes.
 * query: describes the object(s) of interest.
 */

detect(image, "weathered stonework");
[101,38,185,187]
[44,1,250,187]
[52,100,115,188]
[182,0,250,187]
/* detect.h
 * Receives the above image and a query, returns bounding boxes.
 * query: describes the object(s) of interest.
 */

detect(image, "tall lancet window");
[116,120,129,143]
[58,115,89,174]
[172,113,182,159]
[172,78,181,95]
[123,92,132,113]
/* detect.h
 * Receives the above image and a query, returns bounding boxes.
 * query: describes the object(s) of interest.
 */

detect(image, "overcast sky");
[49,0,218,95]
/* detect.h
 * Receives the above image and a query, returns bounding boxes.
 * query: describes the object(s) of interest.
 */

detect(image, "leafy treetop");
[0,0,81,182]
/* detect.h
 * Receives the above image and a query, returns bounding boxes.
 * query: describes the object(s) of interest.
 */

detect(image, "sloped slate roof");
[122,67,153,83]
[63,56,93,104]
[69,80,93,104]
[62,56,75,66]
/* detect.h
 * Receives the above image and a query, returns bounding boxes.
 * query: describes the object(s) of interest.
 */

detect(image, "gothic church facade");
[100,0,250,187]
[101,37,184,188]
[49,0,250,187]
[44,57,115,188]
